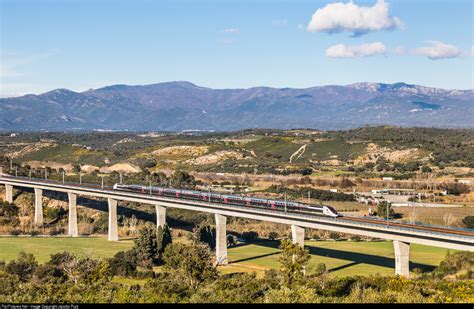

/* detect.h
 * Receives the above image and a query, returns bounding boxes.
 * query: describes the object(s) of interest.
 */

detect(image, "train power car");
[112,183,341,218]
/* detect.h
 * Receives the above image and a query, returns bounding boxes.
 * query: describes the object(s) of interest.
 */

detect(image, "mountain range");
[0,81,472,131]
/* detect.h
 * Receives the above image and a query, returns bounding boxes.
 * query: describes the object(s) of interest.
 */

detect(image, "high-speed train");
[112,183,341,218]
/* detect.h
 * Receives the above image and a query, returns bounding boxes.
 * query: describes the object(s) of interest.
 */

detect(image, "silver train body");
[112,184,341,218]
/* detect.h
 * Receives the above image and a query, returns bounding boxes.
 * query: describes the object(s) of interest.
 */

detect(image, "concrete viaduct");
[1,176,473,277]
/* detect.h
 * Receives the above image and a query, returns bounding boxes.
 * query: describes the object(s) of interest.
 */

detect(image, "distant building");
[382,177,393,181]
[330,189,338,193]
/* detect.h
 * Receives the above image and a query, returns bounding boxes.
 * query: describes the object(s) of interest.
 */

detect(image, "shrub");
[350,235,361,242]
[313,263,327,277]
[109,250,138,277]
[227,234,238,247]
[9,229,21,236]
[268,231,279,240]
[241,231,259,242]
[192,225,216,249]
[329,232,341,241]
[5,252,38,282]
[462,216,474,229]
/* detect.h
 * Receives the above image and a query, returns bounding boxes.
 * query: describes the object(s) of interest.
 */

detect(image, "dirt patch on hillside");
[152,146,208,157]
[319,159,343,166]
[7,142,57,159]
[186,150,244,165]
[81,165,100,173]
[23,161,73,172]
[354,143,422,164]
[100,163,141,174]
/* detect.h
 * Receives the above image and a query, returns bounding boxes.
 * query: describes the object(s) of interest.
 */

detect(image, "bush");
[192,225,216,249]
[313,263,327,276]
[462,216,474,229]
[9,229,21,236]
[268,231,279,240]
[109,250,138,277]
[227,234,238,247]
[5,252,38,282]
[163,242,218,289]
[350,235,361,242]
[329,232,341,241]
[241,231,259,242]
[30,230,40,237]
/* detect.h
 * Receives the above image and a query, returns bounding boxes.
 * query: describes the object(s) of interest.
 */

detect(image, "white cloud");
[222,28,240,34]
[326,42,386,58]
[412,41,464,60]
[307,0,403,35]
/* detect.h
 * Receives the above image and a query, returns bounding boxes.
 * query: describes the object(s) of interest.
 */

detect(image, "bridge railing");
[1,175,473,242]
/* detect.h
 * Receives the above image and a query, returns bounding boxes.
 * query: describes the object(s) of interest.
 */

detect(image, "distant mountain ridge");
[0,81,472,131]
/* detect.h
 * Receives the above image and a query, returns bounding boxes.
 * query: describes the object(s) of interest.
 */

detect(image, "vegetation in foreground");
[0,227,472,303]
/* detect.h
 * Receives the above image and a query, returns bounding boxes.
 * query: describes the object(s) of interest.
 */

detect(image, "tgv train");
[112,184,341,218]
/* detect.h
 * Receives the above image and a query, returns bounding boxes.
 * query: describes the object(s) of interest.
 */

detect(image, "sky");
[1,0,473,97]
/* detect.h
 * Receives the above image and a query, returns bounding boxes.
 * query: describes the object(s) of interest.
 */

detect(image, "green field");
[224,240,452,277]
[0,237,451,277]
[0,237,134,263]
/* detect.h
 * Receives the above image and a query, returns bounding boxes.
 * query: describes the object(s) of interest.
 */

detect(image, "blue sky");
[1,0,473,97]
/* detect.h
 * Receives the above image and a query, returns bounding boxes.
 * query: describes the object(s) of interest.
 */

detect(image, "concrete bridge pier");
[67,192,78,237]
[215,214,228,265]
[291,225,305,247]
[155,204,166,228]
[34,188,43,226]
[394,240,410,277]
[108,198,118,241]
[5,184,13,203]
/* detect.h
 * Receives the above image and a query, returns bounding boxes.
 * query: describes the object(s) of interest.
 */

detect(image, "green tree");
[163,242,218,290]
[133,226,159,268]
[278,239,311,287]
[108,250,137,277]
[192,225,216,249]
[157,224,173,258]
[376,201,395,220]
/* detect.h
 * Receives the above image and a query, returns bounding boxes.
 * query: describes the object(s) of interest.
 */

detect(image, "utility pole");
[101,176,104,189]
[15,167,17,177]
[62,171,65,184]
[308,191,311,204]
[29,169,32,180]
[45,169,48,182]
[79,172,82,185]
[386,202,389,227]
[119,173,123,184]
[149,179,152,195]
[284,192,287,212]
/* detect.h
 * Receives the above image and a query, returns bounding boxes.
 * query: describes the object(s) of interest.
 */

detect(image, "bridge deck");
[1,175,473,251]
